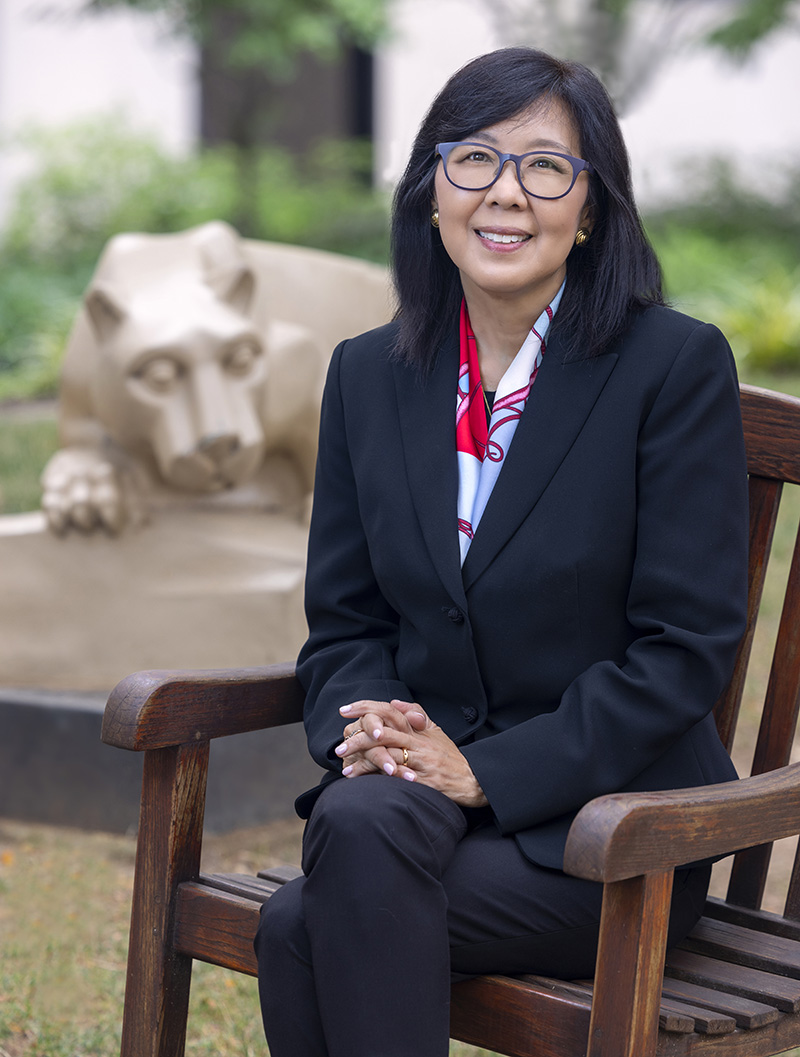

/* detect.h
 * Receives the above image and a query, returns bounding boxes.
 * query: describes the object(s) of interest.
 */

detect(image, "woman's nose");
[487,160,528,205]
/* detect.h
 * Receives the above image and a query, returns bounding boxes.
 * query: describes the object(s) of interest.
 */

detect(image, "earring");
[431,208,440,228]
[574,228,589,246]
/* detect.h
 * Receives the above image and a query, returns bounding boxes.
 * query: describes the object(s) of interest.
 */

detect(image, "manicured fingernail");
[402,771,416,782]
[334,743,347,756]
[339,704,352,714]
[373,728,382,740]
[342,765,354,777]
[384,762,396,776]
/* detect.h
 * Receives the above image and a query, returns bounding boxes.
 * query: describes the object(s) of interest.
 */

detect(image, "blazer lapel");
[461,336,619,590]
[392,334,467,608]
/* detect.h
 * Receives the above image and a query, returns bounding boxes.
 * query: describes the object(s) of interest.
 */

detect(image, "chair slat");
[740,385,800,486]
[713,475,782,752]
[450,975,591,1057]
[199,872,280,903]
[680,918,800,978]
[655,997,734,1036]
[726,844,774,912]
[174,883,260,975]
[540,980,695,1034]
[750,523,800,778]
[784,838,800,922]
[665,948,800,1013]
[659,977,779,1030]
[704,895,800,940]
[257,865,304,884]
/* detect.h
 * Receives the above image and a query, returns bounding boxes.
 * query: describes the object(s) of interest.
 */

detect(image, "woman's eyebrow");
[473,132,573,152]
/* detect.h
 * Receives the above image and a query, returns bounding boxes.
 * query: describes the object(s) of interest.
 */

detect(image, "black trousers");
[255,774,710,1057]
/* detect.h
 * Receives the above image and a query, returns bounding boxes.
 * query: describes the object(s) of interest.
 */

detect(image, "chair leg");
[586,870,673,1057]
[120,742,210,1057]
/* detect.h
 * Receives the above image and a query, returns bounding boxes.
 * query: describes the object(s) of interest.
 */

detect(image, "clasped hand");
[334,699,488,808]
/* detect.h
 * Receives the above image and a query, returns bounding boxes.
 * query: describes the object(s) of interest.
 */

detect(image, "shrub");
[0,117,391,400]
[0,265,88,400]
[719,266,800,372]
[2,116,390,269]
[645,164,800,371]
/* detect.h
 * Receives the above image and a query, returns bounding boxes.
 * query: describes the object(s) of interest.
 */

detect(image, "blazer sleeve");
[296,340,413,772]
[461,322,749,835]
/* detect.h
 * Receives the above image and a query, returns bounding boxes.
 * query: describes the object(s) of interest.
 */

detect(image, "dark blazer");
[295,304,749,871]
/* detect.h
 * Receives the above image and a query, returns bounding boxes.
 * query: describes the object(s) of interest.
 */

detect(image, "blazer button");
[445,606,464,625]
[461,706,478,723]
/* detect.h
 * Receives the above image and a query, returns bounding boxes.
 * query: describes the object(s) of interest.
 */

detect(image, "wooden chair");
[102,382,800,1057]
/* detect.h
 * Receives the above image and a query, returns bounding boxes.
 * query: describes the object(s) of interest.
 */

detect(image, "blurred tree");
[80,0,389,232]
[81,0,386,77]
[478,0,800,111]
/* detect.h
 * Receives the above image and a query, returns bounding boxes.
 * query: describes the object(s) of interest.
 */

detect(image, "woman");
[255,47,749,1057]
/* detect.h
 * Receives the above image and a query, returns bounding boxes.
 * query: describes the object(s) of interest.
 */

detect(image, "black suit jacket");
[295,304,749,870]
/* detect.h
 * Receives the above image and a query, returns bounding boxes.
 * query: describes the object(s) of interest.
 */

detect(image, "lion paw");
[41,448,142,535]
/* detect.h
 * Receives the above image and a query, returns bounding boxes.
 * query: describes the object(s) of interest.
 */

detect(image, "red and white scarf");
[456,286,562,563]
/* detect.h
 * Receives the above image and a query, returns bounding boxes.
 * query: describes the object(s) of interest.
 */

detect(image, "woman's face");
[432,100,593,317]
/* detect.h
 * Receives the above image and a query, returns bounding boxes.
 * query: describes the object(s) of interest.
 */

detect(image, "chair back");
[713,384,800,913]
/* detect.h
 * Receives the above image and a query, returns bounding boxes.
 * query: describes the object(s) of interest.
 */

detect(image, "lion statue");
[41,221,391,534]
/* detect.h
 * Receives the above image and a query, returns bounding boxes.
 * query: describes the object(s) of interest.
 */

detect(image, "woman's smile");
[475,227,533,248]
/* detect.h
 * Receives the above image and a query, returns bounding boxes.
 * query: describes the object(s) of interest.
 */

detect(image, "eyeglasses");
[436,141,595,200]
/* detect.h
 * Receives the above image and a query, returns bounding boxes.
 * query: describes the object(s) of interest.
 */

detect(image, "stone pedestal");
[0,506,322,831]
[0,508,307,691]
[0,687,323,833]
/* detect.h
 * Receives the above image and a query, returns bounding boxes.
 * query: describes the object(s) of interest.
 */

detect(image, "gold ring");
[345,725,361,740]
[402,747,409,766]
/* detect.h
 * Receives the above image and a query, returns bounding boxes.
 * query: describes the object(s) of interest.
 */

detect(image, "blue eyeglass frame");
[436,141,595,200]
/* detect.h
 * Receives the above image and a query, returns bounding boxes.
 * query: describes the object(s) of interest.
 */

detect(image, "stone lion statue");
[41,221,391,534]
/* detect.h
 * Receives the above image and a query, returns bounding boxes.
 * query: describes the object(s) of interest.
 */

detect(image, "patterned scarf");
[456,285,563,563]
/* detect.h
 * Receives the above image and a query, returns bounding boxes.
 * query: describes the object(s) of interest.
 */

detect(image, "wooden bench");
[102,382,800,1057]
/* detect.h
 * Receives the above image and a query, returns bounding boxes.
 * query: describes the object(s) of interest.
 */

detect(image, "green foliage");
[645,157,800,259]
[706,0,800,58]
[83,0,388,76]
[3,118,240,269]
[0,264,87,400]
[649,225,800,372]
[0,118,390,401]
[645,161,800,371]
[720,266,800,370]
[4,117,389,269]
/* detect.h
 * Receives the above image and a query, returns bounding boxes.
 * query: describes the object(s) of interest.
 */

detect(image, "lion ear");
[218,265,255,313]
[85,283,128,340]
[191,220,256,314]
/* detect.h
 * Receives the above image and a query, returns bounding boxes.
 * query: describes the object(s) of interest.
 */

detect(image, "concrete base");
[0,687,324,833]
[0,508,309,691]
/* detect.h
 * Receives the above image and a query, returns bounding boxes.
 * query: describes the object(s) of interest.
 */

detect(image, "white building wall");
[375,0,800,205]
[0,0,196,222]
[0,0,798,224]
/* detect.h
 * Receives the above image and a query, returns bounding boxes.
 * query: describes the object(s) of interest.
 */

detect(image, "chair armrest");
[101,661,305,751]
[563,762,800,883]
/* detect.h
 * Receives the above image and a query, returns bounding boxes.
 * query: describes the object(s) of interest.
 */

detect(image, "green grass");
[0,410,59,515]
[0,818,499,1056]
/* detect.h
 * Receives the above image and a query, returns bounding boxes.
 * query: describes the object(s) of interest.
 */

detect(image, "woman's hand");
[335,699,488,808]
[334,699,425,777]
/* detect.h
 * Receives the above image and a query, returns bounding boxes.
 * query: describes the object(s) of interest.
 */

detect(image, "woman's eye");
[226,341,261,376]
[527,154,568,174]
[136,357,182,393]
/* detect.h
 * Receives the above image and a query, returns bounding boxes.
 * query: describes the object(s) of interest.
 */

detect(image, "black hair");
[390,47,665,368]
